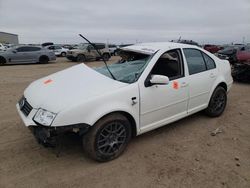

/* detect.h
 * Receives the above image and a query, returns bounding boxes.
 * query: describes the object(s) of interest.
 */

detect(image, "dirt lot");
[0,57,249,188]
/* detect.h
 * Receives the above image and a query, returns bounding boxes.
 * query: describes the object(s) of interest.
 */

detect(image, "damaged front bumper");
[28,124,90,147]
[16,103,90,147]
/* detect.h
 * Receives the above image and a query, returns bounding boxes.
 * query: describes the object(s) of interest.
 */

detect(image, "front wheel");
[205,86,227,117]
[83,113,131,162]
[102,53,110,61]
[76,54,86,62]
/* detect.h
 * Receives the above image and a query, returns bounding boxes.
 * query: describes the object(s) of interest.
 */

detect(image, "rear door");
[182,48,218,114]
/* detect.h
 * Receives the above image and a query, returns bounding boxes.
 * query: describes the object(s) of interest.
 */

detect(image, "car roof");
[122,42,199,55]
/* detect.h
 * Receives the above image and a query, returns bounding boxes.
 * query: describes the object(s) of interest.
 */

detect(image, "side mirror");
[12,50,17,53]
[149,75,170,85]
[87,47,91,52]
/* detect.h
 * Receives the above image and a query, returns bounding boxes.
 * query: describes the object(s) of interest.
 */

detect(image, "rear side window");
[202,52,216,70]
[183,49,206,75]
[29,47,41,51]
[54,46,61,50]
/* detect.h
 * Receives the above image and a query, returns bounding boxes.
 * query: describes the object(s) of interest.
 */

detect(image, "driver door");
[139,49,189,133]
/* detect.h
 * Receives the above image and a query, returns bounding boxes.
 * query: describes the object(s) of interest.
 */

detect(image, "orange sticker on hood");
[44,79,53,84]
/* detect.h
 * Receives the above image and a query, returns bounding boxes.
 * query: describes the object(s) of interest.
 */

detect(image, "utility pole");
[242,36,245,44]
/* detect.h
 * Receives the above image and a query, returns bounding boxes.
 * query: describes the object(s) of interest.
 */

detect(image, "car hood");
[24,64,127,113]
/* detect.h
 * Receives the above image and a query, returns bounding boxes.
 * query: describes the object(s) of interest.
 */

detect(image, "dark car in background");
[204,44,222,54]
[236,45,250,62]
[216,45,245,64]
[0,46,56,65]
[232,45,250,83]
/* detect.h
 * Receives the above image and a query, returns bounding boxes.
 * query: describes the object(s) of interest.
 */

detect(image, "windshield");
[94,51,153,83]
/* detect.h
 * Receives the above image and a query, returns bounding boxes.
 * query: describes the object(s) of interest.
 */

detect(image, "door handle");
[181,82,188,88]
[210,73,215,78]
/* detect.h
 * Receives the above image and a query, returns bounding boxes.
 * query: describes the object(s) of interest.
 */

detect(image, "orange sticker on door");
[44,79,53,85]
[172,81,179,89]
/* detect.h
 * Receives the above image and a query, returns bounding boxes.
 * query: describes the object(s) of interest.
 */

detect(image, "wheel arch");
[39,55,49,61]
[217,82,227,91]
[93,111,137,137]
[103,52,111,58]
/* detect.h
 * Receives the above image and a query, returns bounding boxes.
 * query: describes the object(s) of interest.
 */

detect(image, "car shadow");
[48,111,206,159]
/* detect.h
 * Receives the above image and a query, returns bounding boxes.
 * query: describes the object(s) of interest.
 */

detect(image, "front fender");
[52,83,140,133]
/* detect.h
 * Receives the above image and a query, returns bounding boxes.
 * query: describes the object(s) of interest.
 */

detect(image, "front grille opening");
[19,97,33,116]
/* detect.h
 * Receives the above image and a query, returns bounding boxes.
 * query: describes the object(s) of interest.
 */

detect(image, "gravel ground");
[0,57,249,188]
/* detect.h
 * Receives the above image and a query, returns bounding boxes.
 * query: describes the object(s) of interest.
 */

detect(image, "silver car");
[0,46,56,65]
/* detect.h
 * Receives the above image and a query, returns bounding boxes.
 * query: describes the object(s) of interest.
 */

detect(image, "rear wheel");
[77,54,86,62]
[205,86,227,117]
[102,53,110,61]
[0,57,6,65]
[83,113,131,162]
[61,52,66,57]
[39,56,49,64]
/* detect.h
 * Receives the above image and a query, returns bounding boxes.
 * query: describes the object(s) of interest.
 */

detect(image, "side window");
[151,49,183,80]
[55,46,61,50]
[202,52,216,70]
[48,46,54,50]
[28,47,41,51]
[183,49,206,75]
[16,47,29,52]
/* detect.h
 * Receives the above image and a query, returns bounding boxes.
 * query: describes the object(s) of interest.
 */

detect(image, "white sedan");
[46,45,68,57]
[16,42,233,161]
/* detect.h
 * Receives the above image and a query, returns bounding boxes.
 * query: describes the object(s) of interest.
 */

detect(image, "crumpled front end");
[16,96,89,147]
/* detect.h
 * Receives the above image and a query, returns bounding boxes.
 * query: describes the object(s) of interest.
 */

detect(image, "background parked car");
[62,44,74,50]
[236,45,250,62]
[0,46,56,65]
[216,45,245,64]
[0,43,7,51]
[41,42,54,47]
[46,45,68,57]
[108,44,117,56]
[66,43,111,62]
[204,44,222,54]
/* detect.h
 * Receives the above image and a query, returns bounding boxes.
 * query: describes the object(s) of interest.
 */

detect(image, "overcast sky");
[0,0,249,44]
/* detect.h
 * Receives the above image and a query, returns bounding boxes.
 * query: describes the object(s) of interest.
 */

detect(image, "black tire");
[76,54,86,62]
[39,56,49,64]
[102,53,110,61]
[83,113,131,162]
[61,52,66,57]
[0,57,6,65]
[205,86,227,117]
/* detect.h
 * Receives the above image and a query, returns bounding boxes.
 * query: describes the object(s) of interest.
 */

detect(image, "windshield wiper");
[78,34,116,80]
